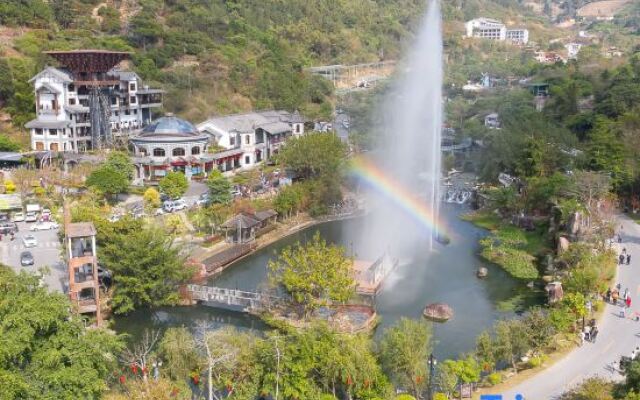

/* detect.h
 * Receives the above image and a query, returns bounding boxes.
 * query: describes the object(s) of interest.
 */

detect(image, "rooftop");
[66,222,97,238]
[45,50,131,74]
[137,115,200,138]
[198,110,301,134]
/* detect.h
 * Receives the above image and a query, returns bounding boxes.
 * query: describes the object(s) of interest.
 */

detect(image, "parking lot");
[0,221,66,293]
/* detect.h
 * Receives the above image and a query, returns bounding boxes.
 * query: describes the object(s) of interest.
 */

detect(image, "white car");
[30,221,59,231]
[22,234,38,248]
[171,199,188,211]
[25,212,38,222]
[13,212,25,222]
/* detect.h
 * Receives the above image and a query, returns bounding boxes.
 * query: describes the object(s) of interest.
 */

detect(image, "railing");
[187,284,281,312]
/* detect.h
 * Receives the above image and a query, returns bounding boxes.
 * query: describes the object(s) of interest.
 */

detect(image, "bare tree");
[195,322,237,400]
[120,329,162,382]
[10,168,37,207]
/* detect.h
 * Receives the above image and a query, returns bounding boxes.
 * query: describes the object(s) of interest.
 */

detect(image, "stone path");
[503,214,640,399]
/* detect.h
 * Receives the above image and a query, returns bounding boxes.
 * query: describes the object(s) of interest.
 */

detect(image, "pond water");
[114,204,543,359]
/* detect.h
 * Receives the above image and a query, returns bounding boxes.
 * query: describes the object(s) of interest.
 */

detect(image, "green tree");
[105,151,135,181]
[268,231,355,316]
[273,184,305,218]
[0,135,19,152]
[559,377,614,400]
[475,331,496,372]
[159,171,188,199]
[585,117,628,187]
[494,319,529,373]
[562,292,587,329]
[0,265,123,399]
[206,170,232,204]
[379,318,432,397]
[158,327,200,381]
[86,164,129,199]
[522,308,555,352]
[279,132,347,180]
[100,224,193,314]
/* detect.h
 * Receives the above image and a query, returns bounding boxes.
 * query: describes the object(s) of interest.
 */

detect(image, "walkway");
[503,214,640,399]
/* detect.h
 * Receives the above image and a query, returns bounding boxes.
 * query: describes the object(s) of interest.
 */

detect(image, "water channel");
[115,203,543,359]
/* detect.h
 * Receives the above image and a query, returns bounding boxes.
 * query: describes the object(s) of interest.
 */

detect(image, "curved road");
[504,214,640,399]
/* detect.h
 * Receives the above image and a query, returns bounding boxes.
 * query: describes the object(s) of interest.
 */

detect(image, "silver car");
[22,234,38,248]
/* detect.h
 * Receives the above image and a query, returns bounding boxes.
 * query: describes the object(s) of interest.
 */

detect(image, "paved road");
[503,214,640,399]
[0,221,66,292]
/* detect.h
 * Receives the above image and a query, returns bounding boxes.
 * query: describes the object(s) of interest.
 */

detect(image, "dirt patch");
[577,0,631,18]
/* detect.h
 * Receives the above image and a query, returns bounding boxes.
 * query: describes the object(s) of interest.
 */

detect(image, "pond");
[114,203,543,359]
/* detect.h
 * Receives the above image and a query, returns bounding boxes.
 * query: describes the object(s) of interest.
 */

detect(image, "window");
[244,155,251,165]
[68,84,75,92]
[245,135,250,145]
[111,97,117,105]
[172,147,185,156]
[49,129,58,136]
[115,111,119,116]
[69,98,76,105]
[130,96,136,104]
[50,143,59,151]
[296,124,301,133]
[35,142,44,150]
[230,137,235,146]
[139,147,148,156]
[35,129,43,135]
[153,148,165,157]
[125,110,130,116]
[133,109,138,115]
[191,146,201,155]
[129,83,136,91]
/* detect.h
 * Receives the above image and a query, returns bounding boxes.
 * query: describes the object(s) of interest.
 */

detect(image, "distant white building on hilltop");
[465,18,529,45]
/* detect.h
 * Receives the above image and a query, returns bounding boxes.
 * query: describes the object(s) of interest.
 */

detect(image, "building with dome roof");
[130,114,215,181]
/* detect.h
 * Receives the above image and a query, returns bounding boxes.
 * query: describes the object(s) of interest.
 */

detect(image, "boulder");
[545,282,564,304]
[558,236,570,254]
[477,267,488,278]
[423,303,453,322]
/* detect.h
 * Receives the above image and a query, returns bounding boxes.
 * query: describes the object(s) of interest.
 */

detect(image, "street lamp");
[428,353,437,400]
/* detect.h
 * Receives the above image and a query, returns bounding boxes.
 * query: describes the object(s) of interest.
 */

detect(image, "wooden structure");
[186,284,280,312]
[353,253,399,295]
[221,209,278,244]
[65,220,101,325]
[201,242,258,276]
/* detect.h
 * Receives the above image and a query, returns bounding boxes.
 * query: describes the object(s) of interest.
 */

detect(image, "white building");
[505,29,529,45]
[565,43,583,59]
[465,18,506,41]
[26,65,162,153]
[465,18,529,45]
[197,110,304,172]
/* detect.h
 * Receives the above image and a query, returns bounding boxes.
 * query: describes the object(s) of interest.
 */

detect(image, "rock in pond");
[423,303,453,322]
[477,267,488,278]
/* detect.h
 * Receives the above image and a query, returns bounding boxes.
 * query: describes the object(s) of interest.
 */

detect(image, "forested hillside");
[0,0,536,142]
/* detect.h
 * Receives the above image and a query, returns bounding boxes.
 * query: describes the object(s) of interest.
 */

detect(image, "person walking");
[624,288,630,301]
[579,331,585,346]
[626,295,632,309]
[619,234,623,243]
[591,327,599,343]
[628,254,632,265]
[620,254,626,265]
[606,288,612,303]
[624,248,628,255]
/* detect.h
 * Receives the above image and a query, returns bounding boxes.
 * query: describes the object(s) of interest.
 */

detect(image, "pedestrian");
[624,248,628,255]
[627,296,632,309]
[607,288,612,303]
[619,234,623,243]
[591,327,599,343]
[620,254,626,265]
[613,290,620,305]
[624,288,629,300]
[628,254,632,265]
[618,283,623,292]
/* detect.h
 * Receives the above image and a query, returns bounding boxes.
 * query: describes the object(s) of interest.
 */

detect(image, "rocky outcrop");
[477,267,488,278]
[423,303,453,322]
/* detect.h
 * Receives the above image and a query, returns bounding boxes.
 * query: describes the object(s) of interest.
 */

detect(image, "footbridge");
[186,284,281,312]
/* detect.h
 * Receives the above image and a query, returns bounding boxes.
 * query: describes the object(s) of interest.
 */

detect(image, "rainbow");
[350,156,450,239]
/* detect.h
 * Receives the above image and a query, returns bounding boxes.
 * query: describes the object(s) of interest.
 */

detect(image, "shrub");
[395,395,417,400]
[487,372,502,386]
[528,355,545,368]
[3,179,15,193]
[434,393,448,400]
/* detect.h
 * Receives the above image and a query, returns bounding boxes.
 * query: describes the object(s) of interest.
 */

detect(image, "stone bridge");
[186,284,281,312]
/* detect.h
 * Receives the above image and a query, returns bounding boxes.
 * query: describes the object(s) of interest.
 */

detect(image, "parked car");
[12,212,25,222]
[172,199,188,211]
[25,212,38,222]
[22,234,38,248]
[0,222,18,234]
[20,251,34,266]
[196,194,210,206]
[30,221,59,231]
[162,201,174,213]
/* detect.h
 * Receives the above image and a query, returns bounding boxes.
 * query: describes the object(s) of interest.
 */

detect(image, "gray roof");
[29,67,73,84]
[0,152,23,162]
[66,222,96,238]
[222,214,261,229]
[197,110,301,135]
[25,119,72,129]
[136,115,204,139]
[111,69,139,81]
[254,209,277,221]
[260,121,291,135]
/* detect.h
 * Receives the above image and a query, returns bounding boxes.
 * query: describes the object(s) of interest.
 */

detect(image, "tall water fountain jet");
[361,0,443,258]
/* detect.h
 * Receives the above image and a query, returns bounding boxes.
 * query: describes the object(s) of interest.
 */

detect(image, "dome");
[138,114,199,137]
